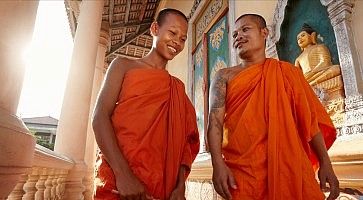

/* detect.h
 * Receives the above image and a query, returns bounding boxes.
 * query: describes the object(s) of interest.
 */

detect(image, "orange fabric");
[94,68,199,200]
[223,58,336,200]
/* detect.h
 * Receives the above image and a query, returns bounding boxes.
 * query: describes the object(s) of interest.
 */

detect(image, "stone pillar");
[228,0,238,66]
[83,22,110,200]
[0,1,38,198]
[320,0,363,192]
[322,0,363,97]
[266,0,288,59]
[54,1,104,199]
[319,0,363,136]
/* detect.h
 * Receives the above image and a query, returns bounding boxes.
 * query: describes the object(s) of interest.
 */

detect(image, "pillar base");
[0,108,36,198]
[63,161,87,199]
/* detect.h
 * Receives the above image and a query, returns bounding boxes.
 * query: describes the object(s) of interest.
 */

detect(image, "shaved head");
[156,8,188,26]
[235,14,267,29]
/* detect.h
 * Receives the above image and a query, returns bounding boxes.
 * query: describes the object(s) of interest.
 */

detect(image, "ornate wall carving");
[321,0,363,97]
[266,0,288,58]
[195,0,224,43]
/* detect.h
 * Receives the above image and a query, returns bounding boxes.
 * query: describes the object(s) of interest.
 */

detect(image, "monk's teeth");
[168,46,177,53]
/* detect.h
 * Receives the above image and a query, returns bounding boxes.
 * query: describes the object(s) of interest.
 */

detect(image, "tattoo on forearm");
[210,72,226,109]
[209,109,223,130]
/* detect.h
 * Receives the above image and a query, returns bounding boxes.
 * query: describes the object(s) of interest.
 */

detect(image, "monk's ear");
[150,22,159,37]
[261,27,269,39]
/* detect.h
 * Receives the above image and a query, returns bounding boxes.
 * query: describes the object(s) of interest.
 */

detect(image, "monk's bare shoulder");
[107,56,136,75]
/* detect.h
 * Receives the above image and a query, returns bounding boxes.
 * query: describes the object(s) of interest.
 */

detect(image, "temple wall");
[352,1,363,82]
[234,1,277,25]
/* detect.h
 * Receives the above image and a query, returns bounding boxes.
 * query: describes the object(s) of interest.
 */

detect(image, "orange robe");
[95,68,200,200]
[223,58,336,200]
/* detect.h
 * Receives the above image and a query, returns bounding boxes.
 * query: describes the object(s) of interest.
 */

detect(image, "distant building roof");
[22,116,59,126]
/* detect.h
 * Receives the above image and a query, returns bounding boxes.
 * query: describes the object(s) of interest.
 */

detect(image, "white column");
[228,0,238,67]
[0,1,38,198]
[83,22,110,200]
[54,1,104,199]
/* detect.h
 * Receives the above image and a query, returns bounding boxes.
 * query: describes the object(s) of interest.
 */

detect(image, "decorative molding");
[345,94,363,111]
[337,123,363,137]
[188,0,203,20]
[195,0,224,43]
[345,109,363,127]
[336,94,363,136]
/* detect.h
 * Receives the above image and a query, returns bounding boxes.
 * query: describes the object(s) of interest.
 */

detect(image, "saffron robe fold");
[95,68,200,200]
[223,58,336,200]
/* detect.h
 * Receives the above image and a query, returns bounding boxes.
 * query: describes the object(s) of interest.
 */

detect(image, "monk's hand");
[169,183,186,200]
[318,160,339,200]
[212,160,237,200]
[115,169,147,200]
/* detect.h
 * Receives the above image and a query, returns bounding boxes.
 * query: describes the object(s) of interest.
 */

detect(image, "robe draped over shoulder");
[95,68,199,200]
[223,58,336,200]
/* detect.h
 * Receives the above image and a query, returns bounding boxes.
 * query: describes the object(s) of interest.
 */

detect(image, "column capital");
[323,0,354,26]
[99,21,110,49]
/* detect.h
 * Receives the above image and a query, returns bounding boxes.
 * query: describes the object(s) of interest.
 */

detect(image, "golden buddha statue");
[295,23,344,100]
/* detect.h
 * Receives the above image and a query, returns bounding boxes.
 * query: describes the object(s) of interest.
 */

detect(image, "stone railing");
[186,153,223,200]
[186,154,363,200]
[6,145,74,200]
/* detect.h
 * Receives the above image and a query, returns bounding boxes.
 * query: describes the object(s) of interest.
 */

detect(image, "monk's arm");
[169,165,188,198]
[310,132,339,199]
[207,70,227,164]
[92,58,145,197]
[92,57,131,176]
[175,165,188,188]
[207,70,236,200]
[309,132,331,164]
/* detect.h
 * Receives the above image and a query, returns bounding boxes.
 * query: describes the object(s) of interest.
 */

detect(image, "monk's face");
[151,13,188,61]
[232,16,268,59]
[297,31,313,48]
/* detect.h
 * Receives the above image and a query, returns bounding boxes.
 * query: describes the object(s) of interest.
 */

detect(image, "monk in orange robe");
[92,9,199,200]
[207,14,339,200]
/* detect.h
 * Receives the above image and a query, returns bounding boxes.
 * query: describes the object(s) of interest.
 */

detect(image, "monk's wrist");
[112,163,133,178]
[319,156,332,166]
[211,156,225,166]
[176,165,187,187]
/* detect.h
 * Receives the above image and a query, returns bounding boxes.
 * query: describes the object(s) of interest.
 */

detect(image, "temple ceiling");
[65,0,160,64]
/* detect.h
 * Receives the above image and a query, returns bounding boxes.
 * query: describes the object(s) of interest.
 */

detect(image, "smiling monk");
[207,14,339,200]
[92,8,199,200]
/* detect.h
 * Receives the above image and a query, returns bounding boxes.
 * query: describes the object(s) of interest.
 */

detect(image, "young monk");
[92,8,200,200]
[207,14,339,200]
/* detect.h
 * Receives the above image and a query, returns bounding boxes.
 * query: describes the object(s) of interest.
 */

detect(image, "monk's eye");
[233,32,238,38]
